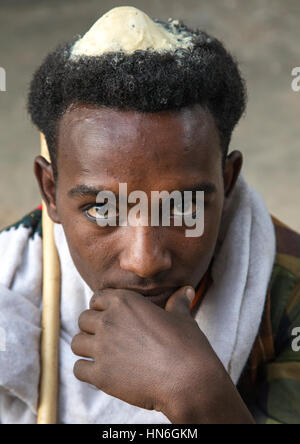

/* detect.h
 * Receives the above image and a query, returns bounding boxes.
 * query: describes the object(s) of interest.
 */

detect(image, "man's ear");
[34,155,60,223]
[223,150,243,210]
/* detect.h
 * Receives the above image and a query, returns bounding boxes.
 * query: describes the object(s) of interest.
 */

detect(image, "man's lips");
[125,287,177,297]
[101,286,181,308]
[125,287,178,307]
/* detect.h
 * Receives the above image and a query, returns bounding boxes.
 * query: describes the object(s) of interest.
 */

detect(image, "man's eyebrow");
[68,185,104,198]
[68,182,217,198]
[179,182,217,194]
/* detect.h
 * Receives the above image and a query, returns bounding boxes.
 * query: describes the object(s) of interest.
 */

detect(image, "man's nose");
[119,226,172,278]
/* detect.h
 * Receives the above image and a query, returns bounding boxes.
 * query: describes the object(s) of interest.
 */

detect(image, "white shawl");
[0,174,276,423]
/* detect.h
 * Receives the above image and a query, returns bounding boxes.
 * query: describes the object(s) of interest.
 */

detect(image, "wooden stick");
[37,133,61,424]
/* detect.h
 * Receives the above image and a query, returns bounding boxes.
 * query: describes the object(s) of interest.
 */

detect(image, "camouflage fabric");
[1,206,42,239]
[237,216,300,424]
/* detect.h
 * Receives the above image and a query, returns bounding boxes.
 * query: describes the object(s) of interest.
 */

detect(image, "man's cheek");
[186,244,212,281]
[204,203,223,239]
[63,227,102,278]
[188,211,220,268]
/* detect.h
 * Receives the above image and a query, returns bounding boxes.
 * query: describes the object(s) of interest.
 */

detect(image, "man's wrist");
[163,359,256,424]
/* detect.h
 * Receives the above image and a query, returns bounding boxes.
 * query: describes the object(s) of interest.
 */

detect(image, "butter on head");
[70,6,194,58]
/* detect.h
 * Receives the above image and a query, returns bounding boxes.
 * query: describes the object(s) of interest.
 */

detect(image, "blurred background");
[0,0,299,230]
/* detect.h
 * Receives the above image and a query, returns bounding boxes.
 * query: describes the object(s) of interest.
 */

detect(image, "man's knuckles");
[79,310,115,334]
[71,332,92,355]
[70,333,80,353]
[89,288,139,311]
[78,309,94,331]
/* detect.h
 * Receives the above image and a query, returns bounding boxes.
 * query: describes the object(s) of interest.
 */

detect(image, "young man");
[0,6,299,424]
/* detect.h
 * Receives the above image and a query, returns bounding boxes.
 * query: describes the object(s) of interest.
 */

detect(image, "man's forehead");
[56,103,222,184]
[58,103,218,148]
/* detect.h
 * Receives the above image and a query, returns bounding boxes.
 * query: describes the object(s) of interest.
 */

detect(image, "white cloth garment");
[0,173,276,423]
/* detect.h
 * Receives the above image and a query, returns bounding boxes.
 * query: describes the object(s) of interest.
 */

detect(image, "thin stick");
[37,133,61,424]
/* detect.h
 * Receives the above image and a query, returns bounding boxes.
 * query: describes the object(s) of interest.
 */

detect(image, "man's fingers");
[78,309,100,334]
[165,286,195,315]
[73,359,95,383]
[71,332,95,359]
[89,292,106,310]
[89,287,142,310]
[89,288,118,310]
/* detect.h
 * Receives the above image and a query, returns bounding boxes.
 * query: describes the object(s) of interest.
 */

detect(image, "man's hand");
[71,287,255,424]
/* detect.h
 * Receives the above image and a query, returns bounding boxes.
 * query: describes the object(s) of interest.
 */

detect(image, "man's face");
[41,104,239,308]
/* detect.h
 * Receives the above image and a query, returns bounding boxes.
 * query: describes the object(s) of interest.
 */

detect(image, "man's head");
[28,10,246,180]
[28,8,246,307]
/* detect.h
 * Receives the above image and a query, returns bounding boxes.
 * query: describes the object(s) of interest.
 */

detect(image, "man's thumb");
[164,286,195,315]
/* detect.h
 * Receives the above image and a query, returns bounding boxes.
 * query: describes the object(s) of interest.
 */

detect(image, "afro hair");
[27,19,247,178]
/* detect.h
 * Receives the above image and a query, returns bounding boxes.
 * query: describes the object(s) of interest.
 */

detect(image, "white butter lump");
[70,6,193,58]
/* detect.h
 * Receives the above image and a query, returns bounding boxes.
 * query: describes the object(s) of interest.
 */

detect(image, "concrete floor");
[0,0,299,230]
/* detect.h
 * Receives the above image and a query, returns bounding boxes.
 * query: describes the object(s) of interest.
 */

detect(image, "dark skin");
[34,103,255,423]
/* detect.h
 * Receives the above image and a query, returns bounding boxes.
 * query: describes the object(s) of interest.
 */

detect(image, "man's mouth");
[125,287,177,307]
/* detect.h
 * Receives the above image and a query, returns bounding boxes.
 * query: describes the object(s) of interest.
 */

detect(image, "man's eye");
[84,203,118,221]
[171,200,197,217]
